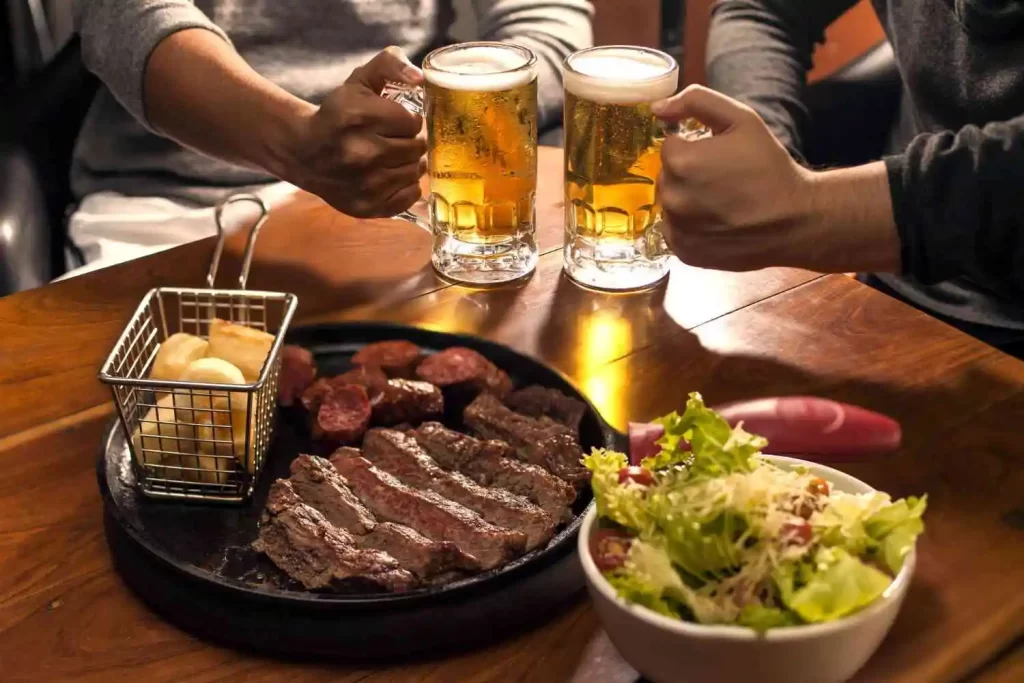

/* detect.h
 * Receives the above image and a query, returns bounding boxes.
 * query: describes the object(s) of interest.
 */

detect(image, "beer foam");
[565,47,677,105]
[425,45,537,92]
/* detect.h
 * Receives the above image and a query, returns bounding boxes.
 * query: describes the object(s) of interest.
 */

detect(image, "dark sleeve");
[705,0,858,157]
[886,118,1024,287]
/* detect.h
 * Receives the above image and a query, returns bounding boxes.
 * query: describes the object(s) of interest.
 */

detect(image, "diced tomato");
[807,477,830,496]
[590,529,633,571]
[781,520,813,545]
[618,466,655,487]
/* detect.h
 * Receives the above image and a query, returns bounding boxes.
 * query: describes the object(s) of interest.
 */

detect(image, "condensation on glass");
[561,46,679,291]
[385,42,539,285]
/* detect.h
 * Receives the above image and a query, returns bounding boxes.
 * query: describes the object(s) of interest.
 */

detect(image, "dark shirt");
[706,0,1024,334]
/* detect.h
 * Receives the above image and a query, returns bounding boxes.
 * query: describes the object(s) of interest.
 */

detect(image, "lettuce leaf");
[584,448,653,534]
[643,392,765,477]
[778,547,893,623]
[737,605,802,631]
[865,495,927,573]
[605,573,683,619]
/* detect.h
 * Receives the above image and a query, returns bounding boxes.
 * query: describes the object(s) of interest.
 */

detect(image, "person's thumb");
[651,85,752,135]
[348,46,424,93]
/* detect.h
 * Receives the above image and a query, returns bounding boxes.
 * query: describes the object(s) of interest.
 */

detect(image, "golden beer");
[562,46,678,290]
[423,43,539,284]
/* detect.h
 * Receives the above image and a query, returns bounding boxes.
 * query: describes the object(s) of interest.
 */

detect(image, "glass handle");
[381,81,432,231]
[663,117,713,141]
[650,118,713,258]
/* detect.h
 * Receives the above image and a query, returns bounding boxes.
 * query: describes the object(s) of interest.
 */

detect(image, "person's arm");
[76,1,426,218]
[656,85,1024,290]
[472,0,594,130]
[706,0,857,157]
[885,116,1024,287]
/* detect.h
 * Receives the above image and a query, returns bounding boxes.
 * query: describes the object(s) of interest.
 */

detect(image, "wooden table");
[0,148,1021,682]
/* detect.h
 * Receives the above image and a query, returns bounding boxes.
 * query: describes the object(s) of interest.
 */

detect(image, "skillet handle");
[628,396,901,465]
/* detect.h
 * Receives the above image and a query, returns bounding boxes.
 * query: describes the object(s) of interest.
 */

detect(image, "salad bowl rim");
[579,454,918,641]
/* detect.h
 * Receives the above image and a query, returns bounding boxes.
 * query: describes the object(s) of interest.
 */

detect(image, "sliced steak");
[371,379,444,426]
[362,521,479,575]
[288,454,376,534]
[505,385,587,435]
[415,347,512,399]
[330,454,526,570]
[313,384,372,444]
[410,422,576,523]
[464,393,590,489]
[407,421,513,470]
[253,480,415,592]
[289,454,479,576]
[352,340,423,378]
[362,429,556,550]
[279,345,317,407]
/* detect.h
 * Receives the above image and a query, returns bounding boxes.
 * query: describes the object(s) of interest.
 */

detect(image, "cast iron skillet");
[97,322,621,660]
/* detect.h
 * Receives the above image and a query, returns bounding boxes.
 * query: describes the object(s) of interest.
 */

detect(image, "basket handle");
[207,193,271,290]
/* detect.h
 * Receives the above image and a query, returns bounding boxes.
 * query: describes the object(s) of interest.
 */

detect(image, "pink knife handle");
[715,396,901,461]
[627,397,901,464]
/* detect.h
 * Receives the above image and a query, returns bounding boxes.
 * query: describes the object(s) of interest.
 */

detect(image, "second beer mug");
[384,43,539,285]
[562,46,679,291]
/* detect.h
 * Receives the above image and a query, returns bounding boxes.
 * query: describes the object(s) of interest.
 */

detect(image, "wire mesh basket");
[99,194,298,503]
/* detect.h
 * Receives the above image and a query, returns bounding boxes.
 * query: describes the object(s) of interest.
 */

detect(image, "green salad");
[585,393,926,630]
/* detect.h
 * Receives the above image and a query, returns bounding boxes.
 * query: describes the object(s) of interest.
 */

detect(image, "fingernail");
[651,99,669,115]
[402,65,423,81]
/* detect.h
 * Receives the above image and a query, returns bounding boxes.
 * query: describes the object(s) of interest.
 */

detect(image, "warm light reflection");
[575,306,631,430]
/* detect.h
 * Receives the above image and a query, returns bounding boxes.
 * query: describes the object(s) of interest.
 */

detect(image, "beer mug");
[383,42,539,285]
[562,46,690,291]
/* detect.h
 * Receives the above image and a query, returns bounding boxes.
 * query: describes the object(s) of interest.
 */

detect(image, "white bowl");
[579,455,916,683]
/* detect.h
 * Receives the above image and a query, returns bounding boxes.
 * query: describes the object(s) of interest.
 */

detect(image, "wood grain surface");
[0,147,1021,682]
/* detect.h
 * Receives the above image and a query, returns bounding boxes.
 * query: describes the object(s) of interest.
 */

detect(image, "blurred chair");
[0,35,97,295]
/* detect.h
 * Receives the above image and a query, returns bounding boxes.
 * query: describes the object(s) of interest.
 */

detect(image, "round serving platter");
[97,322,620,660]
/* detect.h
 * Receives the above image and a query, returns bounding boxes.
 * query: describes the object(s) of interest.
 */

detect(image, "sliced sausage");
[278,345,317,407]
[371,379,444,426]
[415,347,512,399]
[314,385,372,444]
[352,341,423,379]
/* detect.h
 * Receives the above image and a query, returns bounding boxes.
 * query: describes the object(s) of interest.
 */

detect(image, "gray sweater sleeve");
[473,0,594,130]
[75,0,230,130]
[706,0,857,157]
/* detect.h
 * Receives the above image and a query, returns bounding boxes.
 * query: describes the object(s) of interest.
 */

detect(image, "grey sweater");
[707,0,1024,336]
[72,0,592,205]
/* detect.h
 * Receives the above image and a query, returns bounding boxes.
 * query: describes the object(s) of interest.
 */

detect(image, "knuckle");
[343,138,379,169]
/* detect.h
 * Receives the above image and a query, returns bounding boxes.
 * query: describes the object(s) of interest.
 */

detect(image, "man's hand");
[653,85,901,274]
[286,48,428,218]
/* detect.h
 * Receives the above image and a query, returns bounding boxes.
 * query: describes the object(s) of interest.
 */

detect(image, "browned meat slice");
[406,421,513,469]
[301,377,334,413]
[289,454,479,576]
[464,393,589,489]
[410,422,576,523]
[362,522,480,575]
[371,379,444,426]
[289,454,376,534]
[330,454,526,570]
[415,347,512,399]
[333,364,389,395]
[279,345,317,407]
[362,429,556,550]
[313,384,372,444]
[505,385,587,435]
[253,480,415,592]
[300,366,388,414]
[352,340,423,378]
